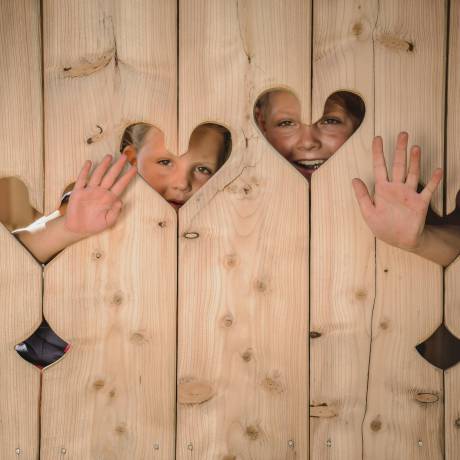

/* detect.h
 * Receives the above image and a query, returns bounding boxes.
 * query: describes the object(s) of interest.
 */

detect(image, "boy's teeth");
[294,160,325,169]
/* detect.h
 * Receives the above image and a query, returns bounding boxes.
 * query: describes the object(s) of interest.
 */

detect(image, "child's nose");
[296,124,321,151]
[171,167,191,192]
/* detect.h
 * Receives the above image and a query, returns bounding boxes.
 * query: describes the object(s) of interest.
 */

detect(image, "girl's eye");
[320,117,341,125]
[196,166,213,175]
[157,159,172,166]
[277,119,296,127]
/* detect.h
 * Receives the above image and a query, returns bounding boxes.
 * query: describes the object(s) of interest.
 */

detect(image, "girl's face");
[256,91,356,181]
[132,126,223,210]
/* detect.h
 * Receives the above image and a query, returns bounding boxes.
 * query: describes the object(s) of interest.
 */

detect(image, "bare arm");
[14,154,137,263]
[352,132,460,267]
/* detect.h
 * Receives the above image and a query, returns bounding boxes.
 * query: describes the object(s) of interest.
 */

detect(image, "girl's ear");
[122,145,138,166]
[254,106,267,133]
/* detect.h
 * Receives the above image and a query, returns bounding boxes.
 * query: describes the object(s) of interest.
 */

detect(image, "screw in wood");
[153,443,160,450]
[187,442,194,451]
[15,448,21,456]
[60,447,67,455]
[455,418,460,428]
[288,440,295,448]
[418,440,423,447]
[326,439,332,447]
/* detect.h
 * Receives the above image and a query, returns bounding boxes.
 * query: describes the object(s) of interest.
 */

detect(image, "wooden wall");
[0,1,458,459]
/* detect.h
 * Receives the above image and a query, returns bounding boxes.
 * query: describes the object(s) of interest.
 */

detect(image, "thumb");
[352,178,374,218]
[106,200,123,228]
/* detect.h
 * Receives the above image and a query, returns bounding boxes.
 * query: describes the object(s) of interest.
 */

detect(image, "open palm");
[352,132,442,251]
[64,154,137,236]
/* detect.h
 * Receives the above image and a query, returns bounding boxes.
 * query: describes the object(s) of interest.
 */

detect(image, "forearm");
[14,215,85,264]
[410,225,460,267]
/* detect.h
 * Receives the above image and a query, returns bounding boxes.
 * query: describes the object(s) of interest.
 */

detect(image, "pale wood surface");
[43,0,177,212]
[447,0,460,214]
[445,3,460,456]
[0,225,42,459]
[445,258,460,459]
[0,0,43,211]
[177,1,310,458]
[363,1,445,458]
[41,1,178,458]
[310,1,376,458]
[0,2,42,457]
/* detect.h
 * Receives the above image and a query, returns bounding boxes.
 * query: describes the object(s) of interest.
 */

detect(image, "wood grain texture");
[41,1,177,458]
[445,258,460,459]
[0,2,43,457]
[43,0,177,212]
[364,1,445,458]
[0,225,41,459]
[447,0,460,214]
[310,1,376,458]
[445,3,460,456]
[0,0,43,211]
[177,1,310,458]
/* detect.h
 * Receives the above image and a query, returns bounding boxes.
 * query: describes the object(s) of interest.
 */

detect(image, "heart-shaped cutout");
[253,89,365,182]
[120,121,232,210]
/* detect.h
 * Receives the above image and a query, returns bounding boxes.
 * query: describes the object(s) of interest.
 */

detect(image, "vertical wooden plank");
[0,1,42,457]
[177,1,310,458]
[445,259,460,459]
[364,1,445,458]
[41,1,177,458]
[447,0,460,215]
[310,1,376,459]
[445,1,460,457]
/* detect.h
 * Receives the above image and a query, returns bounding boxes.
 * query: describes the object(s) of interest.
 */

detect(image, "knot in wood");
[241,348,253,362]
[183,231,199,239]
[178,380,215,405]
[245,424,260,440]
[370,419,382,432]
[415,392,439,403]
[310,331,321,339]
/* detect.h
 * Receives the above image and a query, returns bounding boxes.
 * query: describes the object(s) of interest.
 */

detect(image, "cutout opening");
[15,319,70,369]
[120,121,232,210]
[254,88,365,182]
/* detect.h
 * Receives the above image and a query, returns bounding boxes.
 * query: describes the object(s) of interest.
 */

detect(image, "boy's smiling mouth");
[292,159,325,170]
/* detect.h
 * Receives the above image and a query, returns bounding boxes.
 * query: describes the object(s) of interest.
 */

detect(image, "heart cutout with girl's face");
[120,122,232,210]
[253,89,365,182]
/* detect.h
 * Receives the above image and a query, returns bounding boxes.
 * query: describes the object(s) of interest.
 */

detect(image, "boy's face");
[256,91,356,181]
[134,126,223,210]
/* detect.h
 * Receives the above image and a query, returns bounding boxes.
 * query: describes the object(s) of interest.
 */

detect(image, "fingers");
[391,131,408,182]
[74,160,92,190]
[352,178,375,218]
[406,145,421,190]
[420,168,443,203]
[372,136,389,183]
[87,154,113,187]
[110,164,137,196]
[100,154,128,189]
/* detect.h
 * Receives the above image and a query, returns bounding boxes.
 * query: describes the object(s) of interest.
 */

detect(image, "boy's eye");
[157,159,172,166]
[277,119,297,127]
[196,166,213,175]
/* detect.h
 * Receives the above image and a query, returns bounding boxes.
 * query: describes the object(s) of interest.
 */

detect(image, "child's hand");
[64,154,137,236]
[351,132,443,251]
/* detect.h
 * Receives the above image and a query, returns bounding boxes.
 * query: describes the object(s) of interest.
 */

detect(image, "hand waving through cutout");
[352,132,443,252]
[64,154,137,236]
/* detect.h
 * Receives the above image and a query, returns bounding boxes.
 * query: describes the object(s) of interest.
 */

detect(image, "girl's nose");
[296,124,321,151]
[171,165,191,192]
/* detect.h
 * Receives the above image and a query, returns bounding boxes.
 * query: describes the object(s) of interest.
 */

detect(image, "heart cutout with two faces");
[253,89,365,182]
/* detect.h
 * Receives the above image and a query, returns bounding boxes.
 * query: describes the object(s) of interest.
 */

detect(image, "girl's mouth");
[168,200,184,210]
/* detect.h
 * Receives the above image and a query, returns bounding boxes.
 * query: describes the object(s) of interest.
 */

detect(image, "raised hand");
[64,154,137,236]
[351,132,443,251]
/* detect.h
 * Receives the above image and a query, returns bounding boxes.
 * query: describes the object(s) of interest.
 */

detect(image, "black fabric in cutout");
[16,319,68,368]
